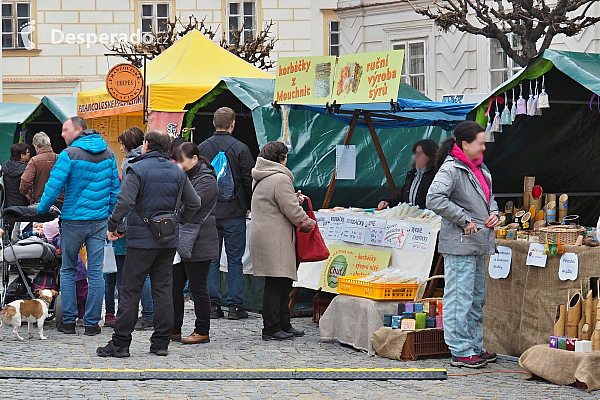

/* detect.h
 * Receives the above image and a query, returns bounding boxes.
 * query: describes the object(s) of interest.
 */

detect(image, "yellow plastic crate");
[337,275,419,301]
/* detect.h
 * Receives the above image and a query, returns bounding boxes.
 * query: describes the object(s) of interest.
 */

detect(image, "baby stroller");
[1,206,62,323]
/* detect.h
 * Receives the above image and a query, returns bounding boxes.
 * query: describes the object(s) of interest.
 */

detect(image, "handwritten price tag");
[365,218,386,246]
[488,246,512,279]
[559,253,578,281]
[325,214,345,240]
[384,221,408,249]
[342,216,366,244]
[405,223,431,253]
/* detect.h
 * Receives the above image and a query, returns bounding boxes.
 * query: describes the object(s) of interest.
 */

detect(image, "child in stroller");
[43,219,88,325]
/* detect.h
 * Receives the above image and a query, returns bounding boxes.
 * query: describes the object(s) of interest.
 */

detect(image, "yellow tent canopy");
[77,30,272,118]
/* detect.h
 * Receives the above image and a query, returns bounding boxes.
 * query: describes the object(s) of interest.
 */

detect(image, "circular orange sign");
[105,63,144,102]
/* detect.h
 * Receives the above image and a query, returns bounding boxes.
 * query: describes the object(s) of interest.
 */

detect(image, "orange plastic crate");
[337,275,419,301]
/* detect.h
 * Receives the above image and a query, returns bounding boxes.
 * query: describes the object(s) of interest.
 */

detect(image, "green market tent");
[217,77,454,209]
[0,102,38,164]
[470,50,600,226]
[0,96,77,163]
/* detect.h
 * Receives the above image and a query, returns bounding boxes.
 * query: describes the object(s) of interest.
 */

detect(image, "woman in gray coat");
[426,121,499,369]
[171,142,219,344]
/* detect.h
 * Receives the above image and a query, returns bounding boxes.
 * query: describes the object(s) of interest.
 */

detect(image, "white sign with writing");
[384,221,409,249]
[342,216,367,244]
[335,145,356,180]
[488,246,512,279]
[325,214,345,240]
[559,253,579,281]
[314,212,329,237]
[526,243,547,267]
[366,218,387,247]
[405,223,432,253]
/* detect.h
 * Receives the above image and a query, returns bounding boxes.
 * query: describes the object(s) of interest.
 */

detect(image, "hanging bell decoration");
[493,98,503,133]
[485,118,495,142]
[501,92,512,125]
[517,83,527,115]
[527,81,535,116]
[511,88,518,122]
[538,75,550,108]
[534,79,542,116]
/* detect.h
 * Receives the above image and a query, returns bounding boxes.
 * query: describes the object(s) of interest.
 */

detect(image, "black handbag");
[139,178,184,244]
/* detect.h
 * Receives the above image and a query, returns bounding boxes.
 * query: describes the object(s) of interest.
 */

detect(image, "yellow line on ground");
[0,367,447,373]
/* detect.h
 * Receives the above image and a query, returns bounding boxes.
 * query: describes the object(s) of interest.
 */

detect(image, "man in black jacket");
[198,107,254,320]
[97,130,201,358]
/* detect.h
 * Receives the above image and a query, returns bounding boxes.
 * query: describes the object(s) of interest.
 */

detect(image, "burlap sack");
[371,327,408,360]
[484,240,600,356]
[520,344,600,392]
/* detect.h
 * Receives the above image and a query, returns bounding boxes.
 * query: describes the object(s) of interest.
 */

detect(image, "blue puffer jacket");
[38,130,120,221]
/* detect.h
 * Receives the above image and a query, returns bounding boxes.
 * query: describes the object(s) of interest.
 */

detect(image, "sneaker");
[227,305,248,320]
[210,305,224,319]
[450,355,488,369]
[84,325,102,336]
[150,343,168,356]
[134,318,154,331]
[96,341,130,358]
[104,313,116,328]
[57,323,76,334]
[479,351,498,363]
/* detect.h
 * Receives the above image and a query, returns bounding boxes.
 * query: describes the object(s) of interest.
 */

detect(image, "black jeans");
[172,260,211,336]
[262,277,293,335]
[112,247,176,349]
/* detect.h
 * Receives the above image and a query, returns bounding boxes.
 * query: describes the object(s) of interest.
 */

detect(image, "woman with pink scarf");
[426,121,500,369]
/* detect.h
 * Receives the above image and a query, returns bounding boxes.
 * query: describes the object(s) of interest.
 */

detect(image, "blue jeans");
[140,274,153,320]
[60,220,107,326]
[104,255,124,315]
[443,254,487,357]
[208,217,246,307]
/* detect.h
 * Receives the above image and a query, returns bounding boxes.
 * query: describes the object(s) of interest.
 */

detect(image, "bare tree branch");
[105,15,277,71]
[416,0,600,67]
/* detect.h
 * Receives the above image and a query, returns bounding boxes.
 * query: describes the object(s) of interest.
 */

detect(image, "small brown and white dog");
[0,289,58,340]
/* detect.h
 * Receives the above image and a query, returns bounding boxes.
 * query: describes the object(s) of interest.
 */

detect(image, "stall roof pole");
[321,111,360,209]
[365,113,397,198]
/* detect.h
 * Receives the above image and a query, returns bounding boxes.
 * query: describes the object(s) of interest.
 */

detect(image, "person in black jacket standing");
[378,139,439,210]
[171,142,219,344]
[2,143,30,208]
[97,130,201,358]
[198,107,254,321]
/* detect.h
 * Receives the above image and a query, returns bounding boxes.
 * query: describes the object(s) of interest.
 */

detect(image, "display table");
[484,239,600,357]
[520,344,600,392]
[319,294,399,355]
[296,230,439,291]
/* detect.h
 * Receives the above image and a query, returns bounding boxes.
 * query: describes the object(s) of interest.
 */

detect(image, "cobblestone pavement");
[0,308,595,399]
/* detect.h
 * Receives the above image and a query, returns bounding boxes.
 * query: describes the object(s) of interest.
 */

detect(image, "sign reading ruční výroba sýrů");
[273,50,404,105]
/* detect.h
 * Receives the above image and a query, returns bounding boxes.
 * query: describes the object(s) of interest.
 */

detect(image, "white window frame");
[2,0,31,49]
[328,18,340,56]
[392,39,427,95]
[139,1,172,35]
[489,34,523,89]
[226,0,257,44]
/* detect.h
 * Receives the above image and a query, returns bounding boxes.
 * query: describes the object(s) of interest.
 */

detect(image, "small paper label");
[325,214,345,240]
[383,221,408,249]
[489,246,512,279]
[526,243,547,267]
[405,223,431,253]
[559,252,579,281]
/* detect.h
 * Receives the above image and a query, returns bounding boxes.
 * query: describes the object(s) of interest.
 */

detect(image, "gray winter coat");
[179,162,219,262]
[122,145,142,175]
[426,155,499,256]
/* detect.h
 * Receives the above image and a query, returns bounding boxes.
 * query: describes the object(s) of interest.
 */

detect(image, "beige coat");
[250,157,314,281]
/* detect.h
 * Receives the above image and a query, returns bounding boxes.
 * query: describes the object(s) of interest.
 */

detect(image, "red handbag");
[296,196,330,263]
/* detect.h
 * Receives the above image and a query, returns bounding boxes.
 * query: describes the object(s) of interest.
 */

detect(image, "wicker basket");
[538,225,585,245]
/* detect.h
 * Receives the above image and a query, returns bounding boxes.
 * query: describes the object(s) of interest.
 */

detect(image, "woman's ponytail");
[436,138,456,170]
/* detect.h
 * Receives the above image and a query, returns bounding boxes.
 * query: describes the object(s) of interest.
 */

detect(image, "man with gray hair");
[20,131,64,207]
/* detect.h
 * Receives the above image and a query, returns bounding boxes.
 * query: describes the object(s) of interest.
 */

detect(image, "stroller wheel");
[53,293,62,325]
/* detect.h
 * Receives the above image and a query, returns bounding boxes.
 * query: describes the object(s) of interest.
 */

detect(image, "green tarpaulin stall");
[0,103,38,164]
[470,50,600,226]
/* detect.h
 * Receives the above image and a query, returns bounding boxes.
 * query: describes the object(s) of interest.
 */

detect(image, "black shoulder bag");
[140,178,185,244]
